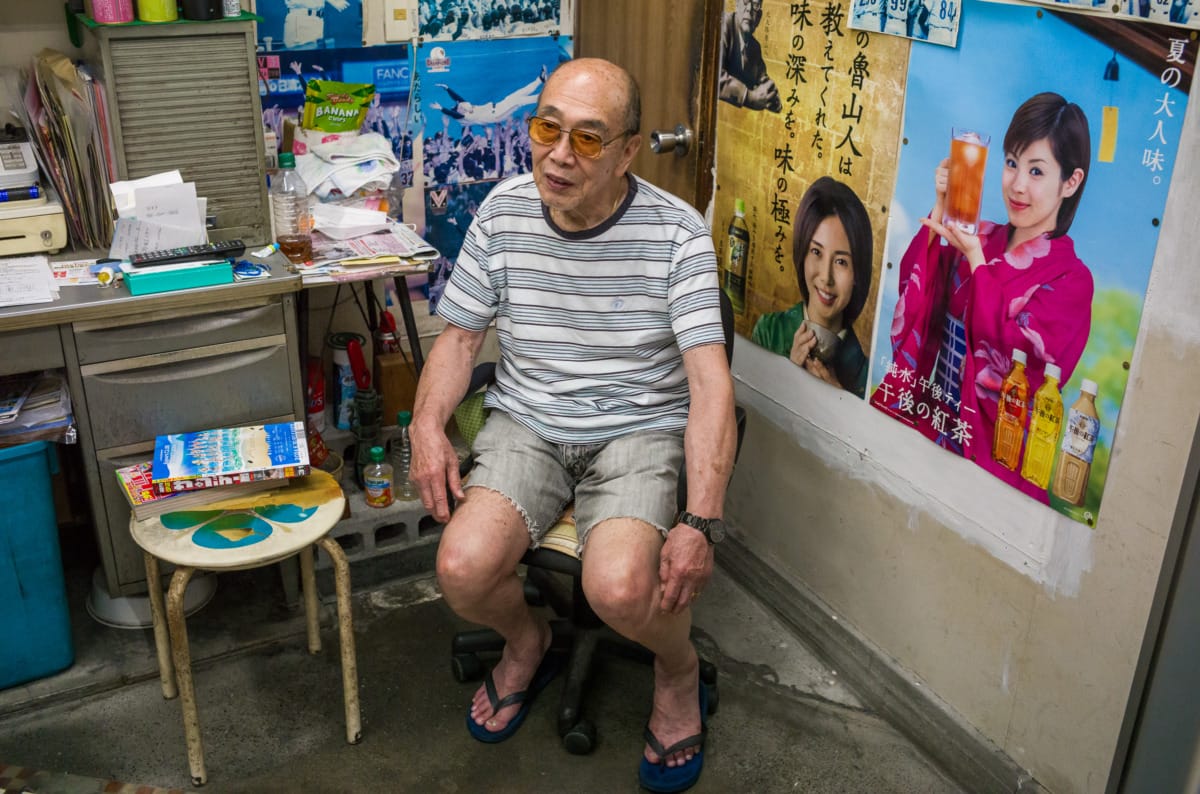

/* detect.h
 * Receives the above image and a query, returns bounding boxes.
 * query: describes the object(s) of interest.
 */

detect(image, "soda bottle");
[390,410,419,501]
[363,445,394,508]
[992,348,1029,471]
[271,151,312,264]
[1020,362,1063,489]
[1052,379,1100,506]
[723,198,750,315]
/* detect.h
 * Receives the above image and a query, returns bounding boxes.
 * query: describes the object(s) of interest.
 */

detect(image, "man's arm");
[658,342,737,613]
[409,323,488,522]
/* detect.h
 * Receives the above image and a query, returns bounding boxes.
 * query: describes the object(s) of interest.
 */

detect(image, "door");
[574,0,722,212]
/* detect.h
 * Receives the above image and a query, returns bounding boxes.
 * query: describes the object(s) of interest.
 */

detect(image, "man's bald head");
[544,58,641,135]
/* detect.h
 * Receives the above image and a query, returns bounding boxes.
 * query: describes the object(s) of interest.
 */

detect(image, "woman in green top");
[751,176,873,397]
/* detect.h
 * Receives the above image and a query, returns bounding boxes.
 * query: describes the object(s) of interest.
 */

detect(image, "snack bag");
[301,80,375,133]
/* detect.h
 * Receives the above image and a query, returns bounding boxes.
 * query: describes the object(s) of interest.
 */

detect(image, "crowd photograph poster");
[869,0,1195,525]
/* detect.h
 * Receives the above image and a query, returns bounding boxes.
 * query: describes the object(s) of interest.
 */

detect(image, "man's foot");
[644,656,703,767]
[469,619,552,733]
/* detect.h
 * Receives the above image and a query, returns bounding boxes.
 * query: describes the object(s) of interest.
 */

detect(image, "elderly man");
[719,0,782,112]
[410,57,737,792]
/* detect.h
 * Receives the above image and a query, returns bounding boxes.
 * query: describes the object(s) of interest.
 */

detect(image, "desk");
[0,254,428,598]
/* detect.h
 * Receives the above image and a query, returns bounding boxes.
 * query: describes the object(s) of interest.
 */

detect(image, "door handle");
[649,124,693,157]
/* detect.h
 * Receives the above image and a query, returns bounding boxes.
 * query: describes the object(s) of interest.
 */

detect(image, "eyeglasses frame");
[526,115,636,160]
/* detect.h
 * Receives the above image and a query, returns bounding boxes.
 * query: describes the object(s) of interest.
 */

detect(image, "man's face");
[530,64,639,229]
[735,0,763,34]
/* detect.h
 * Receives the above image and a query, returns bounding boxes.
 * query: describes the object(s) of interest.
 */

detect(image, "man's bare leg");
[582,519,702,768]
[436,487,551,731]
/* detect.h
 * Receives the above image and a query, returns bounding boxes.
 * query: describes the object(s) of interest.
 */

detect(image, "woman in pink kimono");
[871,92,1092,502]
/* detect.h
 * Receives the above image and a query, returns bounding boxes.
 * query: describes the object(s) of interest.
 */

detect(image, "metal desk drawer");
[1,326,64,376]
[81,336,295,450]
[73,300,285,365]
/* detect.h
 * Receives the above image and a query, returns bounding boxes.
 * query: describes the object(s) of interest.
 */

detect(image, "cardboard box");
[375,351,417,425]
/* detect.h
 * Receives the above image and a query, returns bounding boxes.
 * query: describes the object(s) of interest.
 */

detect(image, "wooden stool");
[128,470,360,787]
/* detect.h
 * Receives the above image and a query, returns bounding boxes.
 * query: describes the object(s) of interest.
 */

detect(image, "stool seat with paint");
[128,469,361,787]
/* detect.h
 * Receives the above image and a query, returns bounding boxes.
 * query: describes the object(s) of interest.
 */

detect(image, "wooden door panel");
[575,0,720,210]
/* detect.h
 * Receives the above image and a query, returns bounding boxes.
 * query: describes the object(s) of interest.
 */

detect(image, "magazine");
[115,461,281,521]
[151,421,311,495]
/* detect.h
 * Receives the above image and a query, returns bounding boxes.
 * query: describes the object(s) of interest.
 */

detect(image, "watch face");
[707,518,728,543]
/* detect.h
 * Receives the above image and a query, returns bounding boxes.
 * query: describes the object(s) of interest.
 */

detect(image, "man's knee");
[581,524,661,625]
[435,490,528,601]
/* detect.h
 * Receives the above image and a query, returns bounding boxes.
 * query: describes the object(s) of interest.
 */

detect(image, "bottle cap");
[1044,363,1061,381]
[278,151,296,168]
[369,445,385,462]
[397,410,413,426]
[1081,378,1098,395]
[1011,349,1027,365]
[734,198,745,216]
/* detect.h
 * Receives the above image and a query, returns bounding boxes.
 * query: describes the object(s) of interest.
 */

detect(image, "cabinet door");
[1,326,64,376]
[82,338,295,450]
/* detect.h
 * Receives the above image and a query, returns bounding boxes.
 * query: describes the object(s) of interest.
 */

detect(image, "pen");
[0,185,39,202]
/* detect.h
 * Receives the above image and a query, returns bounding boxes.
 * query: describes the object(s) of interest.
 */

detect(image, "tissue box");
[122,261,234,296]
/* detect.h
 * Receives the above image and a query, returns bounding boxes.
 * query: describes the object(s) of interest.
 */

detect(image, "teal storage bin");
[0,441,74,689]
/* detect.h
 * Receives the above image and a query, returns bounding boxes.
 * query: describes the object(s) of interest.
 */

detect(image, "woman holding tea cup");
[752,177,874,397]
[871,92,1093,499]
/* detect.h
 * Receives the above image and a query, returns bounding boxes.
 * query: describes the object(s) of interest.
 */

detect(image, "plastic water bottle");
[391,410,418,500]
[363,446,394,508]
[271,151,312,264]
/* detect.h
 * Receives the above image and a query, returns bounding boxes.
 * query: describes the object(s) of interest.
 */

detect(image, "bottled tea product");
[390,410,418,501]
[723,198,750,314]
[1052,379,1100,506]
[271,151,313,264]
[992,349,1029,471]
[363,446,394,508]
[1020,362,1063,489]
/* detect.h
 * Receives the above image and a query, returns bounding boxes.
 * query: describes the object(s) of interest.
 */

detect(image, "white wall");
[723,82,1200,794]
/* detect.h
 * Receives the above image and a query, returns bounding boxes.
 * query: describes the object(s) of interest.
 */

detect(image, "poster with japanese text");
[714,0,910,399]
[869,0,1195,525]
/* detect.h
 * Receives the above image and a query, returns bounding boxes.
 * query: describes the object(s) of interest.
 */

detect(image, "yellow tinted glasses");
[526,116,632,159]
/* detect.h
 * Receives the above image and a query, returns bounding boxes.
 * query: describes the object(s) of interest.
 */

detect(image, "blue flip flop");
[466,651,564,743]
[638,680,710,793]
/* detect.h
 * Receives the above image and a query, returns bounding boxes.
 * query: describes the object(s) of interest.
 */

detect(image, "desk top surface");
[0,255,302,334]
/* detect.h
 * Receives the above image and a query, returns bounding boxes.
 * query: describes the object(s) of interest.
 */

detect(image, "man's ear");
[617,133,642,176]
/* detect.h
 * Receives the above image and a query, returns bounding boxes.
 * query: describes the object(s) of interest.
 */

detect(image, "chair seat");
[128,471,345,571]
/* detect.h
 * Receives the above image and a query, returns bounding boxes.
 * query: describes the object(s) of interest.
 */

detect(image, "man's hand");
[658,524,714,613]
[409,420,464,523]
[746,79,781,112]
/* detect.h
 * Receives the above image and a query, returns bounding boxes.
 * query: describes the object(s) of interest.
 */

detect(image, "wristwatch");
[676,511,728,545]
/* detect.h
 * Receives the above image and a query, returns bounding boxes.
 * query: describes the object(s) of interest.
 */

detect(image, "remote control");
[128,239,246,268]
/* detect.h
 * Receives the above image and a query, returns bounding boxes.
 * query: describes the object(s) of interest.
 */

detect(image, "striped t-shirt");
[436,173,725,444]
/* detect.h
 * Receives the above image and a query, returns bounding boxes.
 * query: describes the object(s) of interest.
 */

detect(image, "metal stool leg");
[318,536,362,744]
[142,552,177,699]
[166,566,206,787]
[300,545,321,654]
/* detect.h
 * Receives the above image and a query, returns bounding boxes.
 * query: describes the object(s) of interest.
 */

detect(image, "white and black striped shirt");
[437,173,725,444]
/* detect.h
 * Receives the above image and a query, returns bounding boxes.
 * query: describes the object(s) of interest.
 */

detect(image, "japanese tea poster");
[869,0,1195,525]
[714,0,910,398]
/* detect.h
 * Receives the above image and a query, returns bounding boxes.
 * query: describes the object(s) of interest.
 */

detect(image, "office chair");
[449,290,747,754]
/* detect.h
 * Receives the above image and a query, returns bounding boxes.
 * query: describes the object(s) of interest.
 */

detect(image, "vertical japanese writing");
[1142,38,1190,185]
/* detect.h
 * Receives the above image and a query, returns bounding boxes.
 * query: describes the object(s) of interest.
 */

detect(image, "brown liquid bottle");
[992,349,1029,471]
[1052,379,1100,506]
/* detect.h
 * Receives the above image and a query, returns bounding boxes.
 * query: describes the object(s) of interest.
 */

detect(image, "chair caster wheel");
[562,719,596,755]
[451,653,483,682]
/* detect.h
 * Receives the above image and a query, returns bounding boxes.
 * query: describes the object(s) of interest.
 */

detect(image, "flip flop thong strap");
[484,670,530,712]
[643,725,707,764]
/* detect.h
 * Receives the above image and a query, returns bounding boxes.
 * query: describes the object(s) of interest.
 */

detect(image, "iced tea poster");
[416,37,572,187]
[713,0,910,398]
[869,0,1195,525]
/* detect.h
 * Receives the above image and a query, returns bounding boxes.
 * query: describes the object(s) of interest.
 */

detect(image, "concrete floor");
[0,547,966,794]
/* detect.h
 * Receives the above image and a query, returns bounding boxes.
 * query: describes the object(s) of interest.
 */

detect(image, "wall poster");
[869,0,1195,525]
[714,0,910,399]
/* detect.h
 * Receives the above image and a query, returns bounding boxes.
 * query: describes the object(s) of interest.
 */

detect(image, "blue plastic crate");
[0,441,74,689]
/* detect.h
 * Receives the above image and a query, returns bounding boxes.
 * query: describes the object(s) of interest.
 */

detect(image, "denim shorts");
[466,410,685,555]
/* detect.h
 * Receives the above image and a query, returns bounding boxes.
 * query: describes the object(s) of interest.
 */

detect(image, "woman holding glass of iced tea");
[871,92,1093,501]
